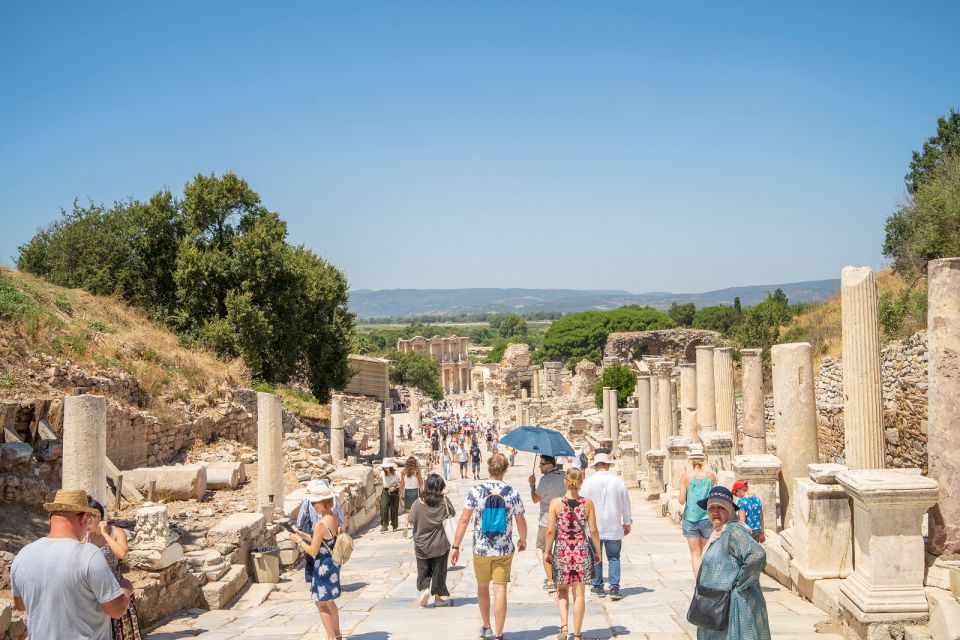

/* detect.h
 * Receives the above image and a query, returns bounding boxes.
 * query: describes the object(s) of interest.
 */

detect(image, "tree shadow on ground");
[349,633,390,640]
[342,581,370,592]
[618,586,654,597]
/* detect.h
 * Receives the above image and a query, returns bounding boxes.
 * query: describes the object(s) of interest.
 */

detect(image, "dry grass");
[0,268,250,407]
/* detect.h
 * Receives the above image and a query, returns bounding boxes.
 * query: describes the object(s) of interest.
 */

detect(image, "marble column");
[841,266,885,469]
[330,395,345,462]
[732,454,781,533]
[515,398,523,428]
[382,406,394,457]
[656,362,674,450]
[649,372,660,450]
[601,386,611,438]
[740,348,767,454]
[772,342,819,528]
[679,364,698,442]
[635,377,651,454]
[410,393,421,435]
[670,378,680,437]
[695,346,717,432]
[609,392,620,456]
[257,392,284,512]
[837,470,939,624]
[532,369,541,398]
[927,258,960,555]
[62,394,109,505]
[713,347,737,437]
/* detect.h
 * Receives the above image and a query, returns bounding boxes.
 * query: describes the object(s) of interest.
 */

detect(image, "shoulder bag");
[320,521,354,566]
[686,553,731,630]
[442,496,457,545]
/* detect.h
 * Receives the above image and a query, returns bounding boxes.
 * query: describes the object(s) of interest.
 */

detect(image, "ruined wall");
[604,328,722,363]
[815,331,928,471]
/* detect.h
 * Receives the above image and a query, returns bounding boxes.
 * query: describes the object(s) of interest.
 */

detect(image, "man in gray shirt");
[12,489,131,640]
[529,455,566,592]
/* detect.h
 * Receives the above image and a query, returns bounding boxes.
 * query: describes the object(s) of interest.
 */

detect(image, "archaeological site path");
[150,451,840,639]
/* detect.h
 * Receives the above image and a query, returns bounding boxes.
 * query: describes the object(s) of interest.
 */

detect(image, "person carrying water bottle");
[451,453,527,640]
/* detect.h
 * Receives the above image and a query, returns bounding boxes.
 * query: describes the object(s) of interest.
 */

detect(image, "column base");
[838,571,930,623]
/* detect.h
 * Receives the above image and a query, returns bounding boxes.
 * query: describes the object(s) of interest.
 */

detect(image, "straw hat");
[44,489,99,516]
[592,452,614,467]
[381,458,397,469]
[306,484,335,502]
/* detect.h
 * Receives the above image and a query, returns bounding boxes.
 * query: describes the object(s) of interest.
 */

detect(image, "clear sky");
[2,2,958,293]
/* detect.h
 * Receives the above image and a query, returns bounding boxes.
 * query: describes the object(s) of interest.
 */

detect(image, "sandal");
[557,624,568,640]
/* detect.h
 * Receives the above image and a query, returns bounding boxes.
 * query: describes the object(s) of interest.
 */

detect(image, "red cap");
[731,479,748,492]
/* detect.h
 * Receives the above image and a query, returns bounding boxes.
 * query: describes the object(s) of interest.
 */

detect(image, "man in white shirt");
[579,453,632,600]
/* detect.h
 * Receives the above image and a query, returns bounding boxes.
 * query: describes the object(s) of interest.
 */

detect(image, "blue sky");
[2,2,958,293]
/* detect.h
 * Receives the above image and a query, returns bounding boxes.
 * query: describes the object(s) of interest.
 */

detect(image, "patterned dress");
[99,544,143,640]
[310,525,342,602]
[696,523,771,640]
[551,497,592,586]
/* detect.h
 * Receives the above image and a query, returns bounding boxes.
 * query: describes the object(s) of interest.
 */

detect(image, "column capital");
[836,469,938,508]
[652,361,675,378]
[732,454,782,480]
[666,436,692,455]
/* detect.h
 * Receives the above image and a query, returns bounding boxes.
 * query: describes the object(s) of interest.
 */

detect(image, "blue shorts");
[681,518,714,539]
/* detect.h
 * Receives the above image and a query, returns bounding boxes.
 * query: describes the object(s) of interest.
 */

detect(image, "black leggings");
[416,552,450,596]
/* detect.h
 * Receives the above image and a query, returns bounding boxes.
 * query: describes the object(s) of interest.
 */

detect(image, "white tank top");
[403,474,420,490]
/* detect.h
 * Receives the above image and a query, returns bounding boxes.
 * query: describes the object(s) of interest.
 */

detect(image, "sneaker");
[480,627,494,639]
[545,581,557,593]
[609,587,622,601]
[590,585,606,597]
[415,588,431,608]
[380,526,387,533]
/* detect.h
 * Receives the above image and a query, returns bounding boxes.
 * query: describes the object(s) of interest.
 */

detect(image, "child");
[732,479,765,543]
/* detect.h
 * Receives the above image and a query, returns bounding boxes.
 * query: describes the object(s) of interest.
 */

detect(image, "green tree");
[486,338,518,364]
[905,108,960,194]
[498,314,528,339]
[733,297,742,314]
[731,291,795,355]
[386,350,443,400]
[540,306,674,367]
[594,363,636,409]
[667,302,696,327]
[692,305,741,333]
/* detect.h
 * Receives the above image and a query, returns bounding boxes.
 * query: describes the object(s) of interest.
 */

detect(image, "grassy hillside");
[0,267,249,414]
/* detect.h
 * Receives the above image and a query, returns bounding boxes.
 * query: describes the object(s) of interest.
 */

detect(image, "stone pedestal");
[666,436,691,493]
[841,266,885,469]
[701,431,734,478]
[679,364,698,442]
[732,454,781,533]
[695,346,717,432]
[713,347,737,437]
[645,451,666,500]
[771,342,819,528]
[621,446,638,487]
[837,470,939,624]
[602,386,611,437]
[928,257,960,555]
[740,348,767,454]
[781,464,853,602]
[330,395,345,462]
[62,394,109,505]
[257,392,284,512]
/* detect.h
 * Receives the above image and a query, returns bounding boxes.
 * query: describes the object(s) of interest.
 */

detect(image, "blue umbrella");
[500,426,575,461]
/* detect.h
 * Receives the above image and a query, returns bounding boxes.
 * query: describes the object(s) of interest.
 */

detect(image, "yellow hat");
[43,489,99,516]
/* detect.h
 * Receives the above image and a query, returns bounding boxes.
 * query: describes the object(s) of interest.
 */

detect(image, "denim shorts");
[681,518,714,539]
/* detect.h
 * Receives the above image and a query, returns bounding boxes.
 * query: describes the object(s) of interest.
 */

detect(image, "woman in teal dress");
[693,486,771,640]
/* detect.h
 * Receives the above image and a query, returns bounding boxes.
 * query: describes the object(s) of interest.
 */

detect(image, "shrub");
[594,363,636,409]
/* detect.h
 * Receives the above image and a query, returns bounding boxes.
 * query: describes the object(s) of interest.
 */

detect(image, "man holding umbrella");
[529,455,565,593]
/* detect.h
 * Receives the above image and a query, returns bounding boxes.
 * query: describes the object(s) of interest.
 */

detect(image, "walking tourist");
[298,480,347,584]
[732,479,765,542]
[470,439,484,480]
[380,458,400,532]
[11,489,132,640]
[529,454,566,593]
[294,484,345,640]
[458,440,469,479]
[450,453,528,640]
[689,486,770,639]
[443,440,456,480]
[678,451,717,576]
[409,473,455,608]
[86,498,143,639]
[579,453,631,600]
[402,456,425,537]
[544,468,602,640]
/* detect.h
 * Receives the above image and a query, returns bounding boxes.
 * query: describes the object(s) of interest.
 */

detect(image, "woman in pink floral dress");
[544,468,602,640]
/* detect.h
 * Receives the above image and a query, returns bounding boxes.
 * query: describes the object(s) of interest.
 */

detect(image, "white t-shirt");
[580,470,633,540]
[11,537,123,640]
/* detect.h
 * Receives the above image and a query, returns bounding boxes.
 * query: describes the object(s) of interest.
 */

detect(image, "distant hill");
[349,279,841,318]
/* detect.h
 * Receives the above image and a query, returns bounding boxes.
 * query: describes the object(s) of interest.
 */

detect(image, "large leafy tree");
[905,109,960,194]
[386,349,443,400]
[540,305,675,367]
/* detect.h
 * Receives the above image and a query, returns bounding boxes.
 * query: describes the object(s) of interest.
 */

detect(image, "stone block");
[0,600,11,634]
[124,465,207,500]
[127,542,184,571]
[205,462,244,490]
[762,530,793,589]
[808,462,847,484]
[207,513,266,548]
[925,554,960,591]
[928,587,960,640]
[811,578,844,617]
[787,477,853,593]
[200,564,248,610]
[0,442,34,470]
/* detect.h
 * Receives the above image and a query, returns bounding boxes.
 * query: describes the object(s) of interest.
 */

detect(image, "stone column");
[837,470,939,625]
[601,386,611,437]
[695,345,716,432]
[772,342,819,528]
[410,392,421,435]
[656,362,674,450]
[740,348,767,454]
[330,395,345,462]
[732,454,781,533]
[62,394,109,505]
[649,373,660,449]
[645,451,666,500]
[679,364,698,442]
[670,378,680,437]
[636,376,652,478]
[713,347,736,437]
[382,406,393,457]
[257,392,284,512]
[532,369,541,398]
[515,398,523,428]
[927,258,960,555]
[609,394,620,456]
[841,266,885,469]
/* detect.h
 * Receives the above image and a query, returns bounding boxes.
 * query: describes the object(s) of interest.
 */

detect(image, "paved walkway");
[150,451,841,639]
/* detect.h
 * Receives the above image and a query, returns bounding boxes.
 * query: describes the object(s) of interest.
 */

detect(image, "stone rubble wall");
[340,394,383,454]
[815,332,928,471]
[604,328,722,363]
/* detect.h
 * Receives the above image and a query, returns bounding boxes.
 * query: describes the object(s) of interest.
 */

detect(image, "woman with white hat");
[380,458,400,533]
[293,483,345,640]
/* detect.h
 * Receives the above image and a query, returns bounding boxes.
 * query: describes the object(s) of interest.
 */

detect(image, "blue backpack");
[479,485,510,537]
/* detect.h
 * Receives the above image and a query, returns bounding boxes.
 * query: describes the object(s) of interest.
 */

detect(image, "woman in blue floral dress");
[295,484,344,640]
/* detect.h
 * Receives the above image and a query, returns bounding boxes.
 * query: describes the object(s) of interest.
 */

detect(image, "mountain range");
[349,279,841,318]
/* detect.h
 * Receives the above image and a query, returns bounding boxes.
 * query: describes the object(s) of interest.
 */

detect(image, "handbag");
[686,563,731,630]
[442,497,457,545]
